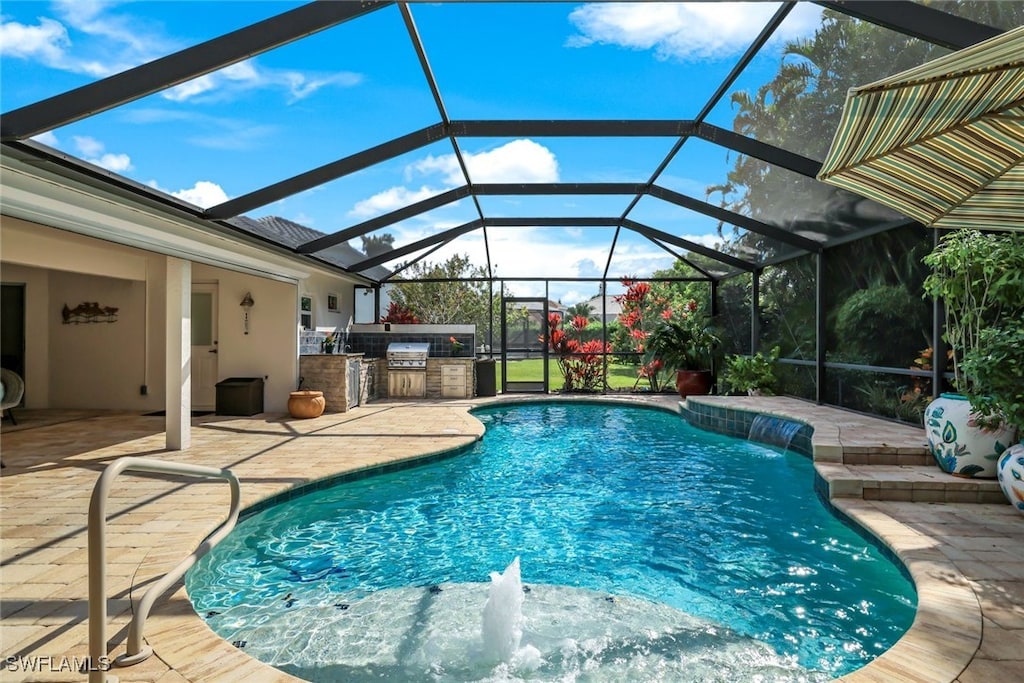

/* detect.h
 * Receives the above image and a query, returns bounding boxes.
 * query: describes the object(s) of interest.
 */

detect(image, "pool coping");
[5,395,1013,682]
[142,395,987,682]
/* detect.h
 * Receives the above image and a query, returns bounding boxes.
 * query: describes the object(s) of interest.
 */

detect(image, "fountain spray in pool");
[479,557,542,670]
[481,556,524,662]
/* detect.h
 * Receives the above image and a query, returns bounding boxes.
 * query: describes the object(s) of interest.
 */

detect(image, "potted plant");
[962,321,1024,511]
[643,299,720,398]
[921,230,1024,478]
[321,332,337,354]
[721,346,780,396]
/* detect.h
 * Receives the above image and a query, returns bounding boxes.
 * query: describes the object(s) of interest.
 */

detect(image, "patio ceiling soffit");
[0,1,390,140]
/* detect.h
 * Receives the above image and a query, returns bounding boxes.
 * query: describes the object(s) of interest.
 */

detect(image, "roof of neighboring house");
[229,215,389,281]
[583,295,623,318]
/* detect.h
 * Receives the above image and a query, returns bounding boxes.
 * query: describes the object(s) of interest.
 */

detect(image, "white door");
[191,284,218,409]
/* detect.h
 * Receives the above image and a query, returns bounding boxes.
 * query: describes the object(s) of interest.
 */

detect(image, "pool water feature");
[748,414,806,451]
[187,402,916,681]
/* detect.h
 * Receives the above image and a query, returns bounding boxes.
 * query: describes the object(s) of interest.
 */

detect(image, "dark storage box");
[475,358,496,397]
[215,377,264,416]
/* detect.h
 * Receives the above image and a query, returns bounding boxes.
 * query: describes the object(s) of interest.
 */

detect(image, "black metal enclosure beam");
[622,220,755,272]
[484,217,620,227]
[647,185,823,253]
[643,236,716,280]
[206,123,447,218]
[0,1,390,140]
[474,183,646,196]
[450,120,695,137]
[296,186,471,253]
[347,220,483,271]
[694,123,822,179]
[618,2,794,224]
[818,1,1002,51]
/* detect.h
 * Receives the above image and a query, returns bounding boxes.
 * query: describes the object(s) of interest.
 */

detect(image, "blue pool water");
[187,402,915,681]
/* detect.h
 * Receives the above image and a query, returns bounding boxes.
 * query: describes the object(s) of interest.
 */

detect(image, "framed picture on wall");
[300,295,313,329]
[327,293,339,312]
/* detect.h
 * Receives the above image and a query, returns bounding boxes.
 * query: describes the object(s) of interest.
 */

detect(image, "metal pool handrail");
[88,456,241,683]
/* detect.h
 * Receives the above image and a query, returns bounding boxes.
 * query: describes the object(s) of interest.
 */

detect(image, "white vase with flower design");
[997,444,1024,514]
[924,393,1017,478]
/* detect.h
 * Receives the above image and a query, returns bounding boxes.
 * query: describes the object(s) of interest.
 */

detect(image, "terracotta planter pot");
[675,370,713,398]
[288,390,325,419]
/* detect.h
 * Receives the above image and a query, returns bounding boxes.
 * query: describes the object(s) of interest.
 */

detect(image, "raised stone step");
[816,463,1005,504]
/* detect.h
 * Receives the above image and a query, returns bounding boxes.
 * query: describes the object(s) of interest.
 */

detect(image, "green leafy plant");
[643,300,720,373]
[721,346,780,395]
[922,230,1024,393]
[961,321,1024,431]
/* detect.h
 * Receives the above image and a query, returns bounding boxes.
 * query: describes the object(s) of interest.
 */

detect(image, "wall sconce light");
[240,292,254,335]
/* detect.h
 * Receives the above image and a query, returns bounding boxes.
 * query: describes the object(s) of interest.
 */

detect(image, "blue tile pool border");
[679,400,814,458]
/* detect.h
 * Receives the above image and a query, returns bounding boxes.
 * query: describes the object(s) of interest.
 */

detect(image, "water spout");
[481,557,523,663]
[748,415,804,451]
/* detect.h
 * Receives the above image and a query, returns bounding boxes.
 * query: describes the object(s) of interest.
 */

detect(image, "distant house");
[582,295,623,324]
[504,299,564,348]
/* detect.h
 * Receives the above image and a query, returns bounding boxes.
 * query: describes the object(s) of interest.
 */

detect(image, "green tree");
[361,233,395,257]
[388,253,506,347]
[565,301,595,321]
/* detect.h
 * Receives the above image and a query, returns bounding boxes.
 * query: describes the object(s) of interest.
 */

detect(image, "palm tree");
[565,302,595,321]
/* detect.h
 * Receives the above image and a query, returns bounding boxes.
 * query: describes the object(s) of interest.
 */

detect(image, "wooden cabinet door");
[388,371,426,398]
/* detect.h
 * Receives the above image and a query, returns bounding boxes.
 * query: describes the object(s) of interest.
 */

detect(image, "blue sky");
[1,1,825,303]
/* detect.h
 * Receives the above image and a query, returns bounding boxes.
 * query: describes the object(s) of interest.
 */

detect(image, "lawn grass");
[499,358,655,390]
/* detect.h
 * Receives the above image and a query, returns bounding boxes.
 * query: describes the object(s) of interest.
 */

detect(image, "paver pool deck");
[1,395,1021,682]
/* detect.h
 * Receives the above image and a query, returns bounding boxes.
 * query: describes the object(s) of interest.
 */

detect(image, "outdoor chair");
[1,368,25,425]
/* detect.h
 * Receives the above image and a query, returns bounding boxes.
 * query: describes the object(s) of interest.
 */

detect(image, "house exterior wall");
[193,264,298,413]
[300,272,357,334]
[47,269,149,409]
[2,217,308,414]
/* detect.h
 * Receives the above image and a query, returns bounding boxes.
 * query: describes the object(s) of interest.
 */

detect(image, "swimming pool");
[187,402,916,681]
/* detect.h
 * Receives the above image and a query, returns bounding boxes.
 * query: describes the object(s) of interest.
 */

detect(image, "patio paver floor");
[1,395,1021,682]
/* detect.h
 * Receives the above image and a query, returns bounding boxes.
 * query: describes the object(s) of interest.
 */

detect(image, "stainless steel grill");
[386,342,429,369]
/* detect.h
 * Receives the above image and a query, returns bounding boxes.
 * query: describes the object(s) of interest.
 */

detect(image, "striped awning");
[818,25,1024,231]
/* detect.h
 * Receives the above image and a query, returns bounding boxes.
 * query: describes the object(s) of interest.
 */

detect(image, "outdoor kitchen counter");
[384,357,476,399]
[298,353,366,412]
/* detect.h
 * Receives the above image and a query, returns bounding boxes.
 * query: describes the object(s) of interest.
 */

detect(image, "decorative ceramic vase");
[324,344,334,355]
[288,390,325,419]
[675,370,712,398]
[996,443,1024,514]
[924,393,1016,478]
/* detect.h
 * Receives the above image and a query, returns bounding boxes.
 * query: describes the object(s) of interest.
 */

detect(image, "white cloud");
[163,58,362,104]
[567,2,822,61]
[31,131,60,147]
[465,139,560,183]
[352,140,560,219]
[411,139,560,185]
[72,135,132,172]
[169,180,230,208]
[0,17,69,64]
[2,3,362,103]
[349,186,447,219]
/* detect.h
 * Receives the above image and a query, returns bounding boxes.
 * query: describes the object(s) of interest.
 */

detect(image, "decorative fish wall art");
[62,302,119,324]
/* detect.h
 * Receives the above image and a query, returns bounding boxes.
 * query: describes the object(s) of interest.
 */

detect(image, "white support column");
[165,258,191,450]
